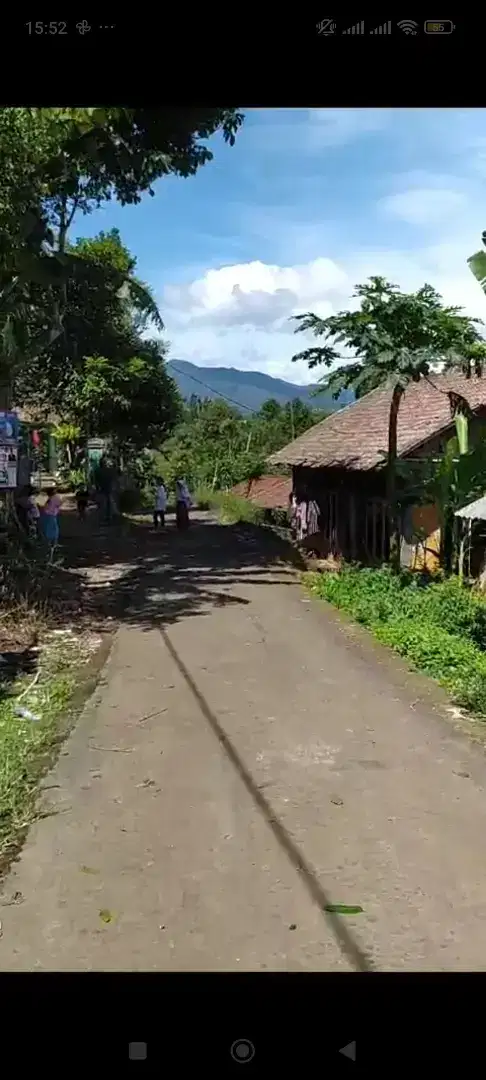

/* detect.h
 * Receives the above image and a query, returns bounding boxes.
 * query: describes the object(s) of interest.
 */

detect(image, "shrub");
[307,564,486,717]
[375,619,486,716]
[192,487,264,525]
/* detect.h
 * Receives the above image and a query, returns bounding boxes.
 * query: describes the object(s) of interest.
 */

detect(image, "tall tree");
[291,276,486,568]
[0,107,244,404]
[16,229,181,457]
[15,229,162,414]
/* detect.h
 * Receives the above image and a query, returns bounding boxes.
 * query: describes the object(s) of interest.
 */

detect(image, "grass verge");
[0,627,108,875]
[307,565,486,718]
[194,486,265,525]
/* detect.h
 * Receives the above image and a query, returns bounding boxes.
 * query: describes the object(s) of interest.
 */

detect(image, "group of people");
[13,469,194,549]
[153,477,193,531]
[15,484,62,545]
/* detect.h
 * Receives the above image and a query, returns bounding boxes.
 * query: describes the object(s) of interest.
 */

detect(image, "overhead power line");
[168,361,256,415]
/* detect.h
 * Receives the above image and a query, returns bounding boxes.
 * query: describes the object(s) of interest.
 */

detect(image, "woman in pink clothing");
[41,486,62,546]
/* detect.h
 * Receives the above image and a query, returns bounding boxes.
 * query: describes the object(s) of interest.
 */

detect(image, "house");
[268,373,486,571]
[231,475,292,511]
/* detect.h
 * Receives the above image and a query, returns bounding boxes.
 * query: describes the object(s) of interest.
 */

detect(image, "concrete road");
[2,514,486,970]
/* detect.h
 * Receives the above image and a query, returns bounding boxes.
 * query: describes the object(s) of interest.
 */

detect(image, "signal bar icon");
[343,20,365,34]
[370,20,392,33]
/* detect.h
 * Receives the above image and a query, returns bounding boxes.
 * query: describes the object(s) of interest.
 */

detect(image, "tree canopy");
[16,228,181,457]
[0,107,244,400]
[151,397,325,493]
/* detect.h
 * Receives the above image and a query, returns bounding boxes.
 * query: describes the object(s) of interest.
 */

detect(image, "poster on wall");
[0,412,19,442]
[0,443,18,489]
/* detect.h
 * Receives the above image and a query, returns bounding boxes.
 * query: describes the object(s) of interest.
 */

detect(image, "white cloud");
[242,109,391,156]
[162,236,486,385]
[304,108,391,149]
[380,187,467,226]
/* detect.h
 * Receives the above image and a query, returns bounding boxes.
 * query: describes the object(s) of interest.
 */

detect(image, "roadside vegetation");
[307,566,486,717]
[195,487,265,525]
[0,627,105,871]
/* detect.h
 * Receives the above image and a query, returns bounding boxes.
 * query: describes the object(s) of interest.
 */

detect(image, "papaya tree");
[292,276,486,569]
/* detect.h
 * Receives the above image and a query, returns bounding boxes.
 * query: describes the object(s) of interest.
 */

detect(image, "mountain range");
[166,359,352,413]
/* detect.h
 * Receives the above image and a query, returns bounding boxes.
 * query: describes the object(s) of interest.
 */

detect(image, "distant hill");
[166,359,352,413]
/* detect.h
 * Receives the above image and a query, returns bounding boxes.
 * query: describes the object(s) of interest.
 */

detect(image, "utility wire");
[168,361,256,415]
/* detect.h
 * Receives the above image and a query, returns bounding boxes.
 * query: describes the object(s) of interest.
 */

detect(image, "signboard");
[0,443,18,490]
[0,412,20,442]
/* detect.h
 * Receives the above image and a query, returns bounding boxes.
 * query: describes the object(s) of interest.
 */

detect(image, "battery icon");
[424,20,455,33]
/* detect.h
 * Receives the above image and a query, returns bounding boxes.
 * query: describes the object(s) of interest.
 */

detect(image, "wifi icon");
[397,19,419,33]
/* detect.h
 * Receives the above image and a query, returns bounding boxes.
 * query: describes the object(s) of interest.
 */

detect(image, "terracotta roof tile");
[268,373,486,471]
[231,475,291,509]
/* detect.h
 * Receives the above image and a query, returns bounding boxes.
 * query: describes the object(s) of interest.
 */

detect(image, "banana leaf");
[468,250,486,292]
[454,411,469,455]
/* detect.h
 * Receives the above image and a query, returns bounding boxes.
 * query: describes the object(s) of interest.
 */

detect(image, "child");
[15,485,39,537]
[26,489,40,537]
[75,484,89,520]
[153,476,167,528]
[41,486,62,546]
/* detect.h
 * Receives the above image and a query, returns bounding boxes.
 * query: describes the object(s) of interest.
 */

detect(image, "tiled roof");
[268,373,486,471]
[231,475,291,509]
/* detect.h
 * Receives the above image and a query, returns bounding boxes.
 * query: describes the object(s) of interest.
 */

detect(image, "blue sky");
[74,109,486,384]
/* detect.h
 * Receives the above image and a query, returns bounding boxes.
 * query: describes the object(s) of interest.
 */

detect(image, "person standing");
[94,456,114,523]
[75,483,89,520]
[153,477,167,529]
[175,478,192,531]
[15,484,40,537]
[41,486,62,547]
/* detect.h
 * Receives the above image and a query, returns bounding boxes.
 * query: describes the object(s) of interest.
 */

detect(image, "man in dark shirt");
[94,456,115,523]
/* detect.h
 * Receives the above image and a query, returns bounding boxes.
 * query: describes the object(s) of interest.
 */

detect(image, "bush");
[308,565,486,717]
[193,487,264,525]
[375,619,486,714]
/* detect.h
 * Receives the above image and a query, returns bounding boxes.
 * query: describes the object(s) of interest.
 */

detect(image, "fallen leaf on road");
[0,891,24,907]
[99,909,116,924]
[289,923,297,930]
[330,796,344,806]
[0,919,3,938]
[324,904,364,915]
[80,866,99,875]
[136,778,155,789]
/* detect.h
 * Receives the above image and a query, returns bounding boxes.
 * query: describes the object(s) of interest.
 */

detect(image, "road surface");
[2,513,486,971]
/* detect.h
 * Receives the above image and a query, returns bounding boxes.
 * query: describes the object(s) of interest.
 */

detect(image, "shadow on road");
[56,509,305,633]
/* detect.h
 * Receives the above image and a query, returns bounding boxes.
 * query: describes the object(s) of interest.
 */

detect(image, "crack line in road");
[159,625,374,973]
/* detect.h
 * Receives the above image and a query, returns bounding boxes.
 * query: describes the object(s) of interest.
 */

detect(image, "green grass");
[307,565,486,717]
[0,632,101,872]
[194,486,264,525]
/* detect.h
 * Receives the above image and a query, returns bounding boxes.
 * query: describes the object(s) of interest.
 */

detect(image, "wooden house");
[268,373,486,572]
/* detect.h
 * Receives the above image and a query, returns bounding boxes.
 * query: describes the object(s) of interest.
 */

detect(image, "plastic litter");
[14,706,41,723]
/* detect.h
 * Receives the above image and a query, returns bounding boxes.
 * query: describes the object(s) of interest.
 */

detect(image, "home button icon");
[230,1038,256,1063]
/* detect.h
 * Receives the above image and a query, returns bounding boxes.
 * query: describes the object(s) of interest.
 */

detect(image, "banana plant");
[468,232,486,293]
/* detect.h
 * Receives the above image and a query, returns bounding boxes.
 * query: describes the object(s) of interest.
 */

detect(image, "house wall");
[292,465,388,562]
[401,503,441,573]
[402,410,486,573]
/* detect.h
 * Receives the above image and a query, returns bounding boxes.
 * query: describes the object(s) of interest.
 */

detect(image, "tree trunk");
[386,382,404,572]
